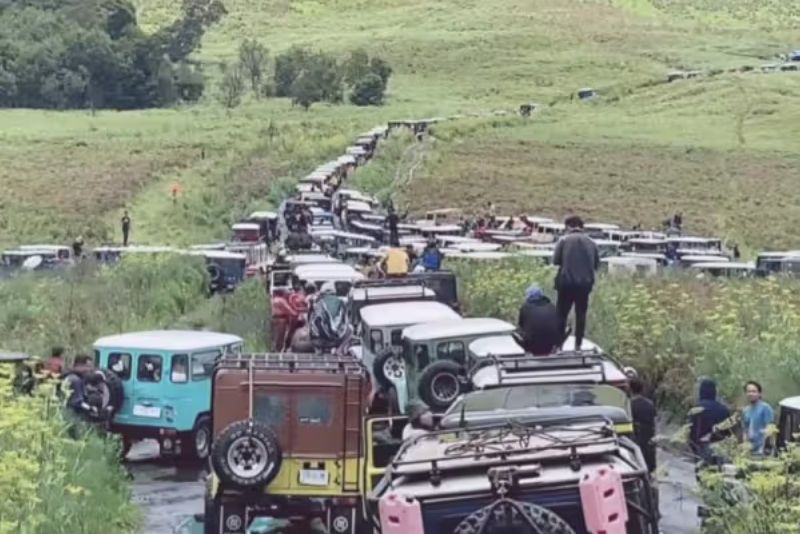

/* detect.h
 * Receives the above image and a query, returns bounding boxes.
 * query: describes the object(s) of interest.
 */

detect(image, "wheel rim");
[431,373,459,403]
[383,356,405,380]
[227,436,269,479]
[195,426,209,458]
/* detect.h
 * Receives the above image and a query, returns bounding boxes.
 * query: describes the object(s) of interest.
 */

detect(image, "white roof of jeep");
[779,396,800,410]
[403,318,514,342]
[469,335,600,358]
[350,285,437,302]
[359,301,460,328]
[232,223,260,231]
[189,251,247,260]
[94,330,243,352]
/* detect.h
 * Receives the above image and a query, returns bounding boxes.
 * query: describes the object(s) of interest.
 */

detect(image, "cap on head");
[525,284,544,301]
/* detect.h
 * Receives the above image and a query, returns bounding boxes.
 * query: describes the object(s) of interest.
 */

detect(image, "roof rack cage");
[389,416,624,474]
[471,349,620,385]
[216,352,364,375]
[353,277,431,302]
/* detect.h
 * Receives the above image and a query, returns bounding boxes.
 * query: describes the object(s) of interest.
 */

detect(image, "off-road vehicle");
[368,416,659,533]
[207,352,372,534]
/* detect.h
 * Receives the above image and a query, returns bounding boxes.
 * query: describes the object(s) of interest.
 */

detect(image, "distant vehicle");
[187,250,247,294]
[577,87,597,100]
[601,256,659,276]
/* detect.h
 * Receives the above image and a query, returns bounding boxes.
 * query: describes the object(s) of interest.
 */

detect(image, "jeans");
[556,286,591,349]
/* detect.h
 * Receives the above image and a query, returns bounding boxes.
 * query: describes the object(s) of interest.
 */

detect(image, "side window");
[370,330,383,353]
[137,354,162,382]
[390,329,403,347]
[297,396,333,426]
[414,345,430,370]
[191,351,220,380]
[171,354,188,383]
[254,393,288,428]
[437,341,466,364]
[108,352,132,381]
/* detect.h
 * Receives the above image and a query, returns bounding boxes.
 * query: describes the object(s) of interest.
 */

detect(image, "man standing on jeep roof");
[553,215,599,351]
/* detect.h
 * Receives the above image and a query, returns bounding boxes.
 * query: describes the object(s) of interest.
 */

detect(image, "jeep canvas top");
[403,318,515,343]
[359,301,460,330]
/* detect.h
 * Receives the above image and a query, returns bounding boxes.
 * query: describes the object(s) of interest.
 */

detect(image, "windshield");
[450,384,628,414]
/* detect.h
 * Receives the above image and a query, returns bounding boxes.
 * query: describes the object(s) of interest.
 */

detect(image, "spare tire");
[211,420,282,491]
[453,499,576,534]
[373,349,406,390]
[95,368,124,413]
[417,360,466,411]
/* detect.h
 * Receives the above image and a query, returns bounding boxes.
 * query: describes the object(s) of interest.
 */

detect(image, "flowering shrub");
[0,378,139,533]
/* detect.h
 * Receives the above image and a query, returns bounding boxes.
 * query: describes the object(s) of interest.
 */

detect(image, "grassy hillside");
[0,0,797,248]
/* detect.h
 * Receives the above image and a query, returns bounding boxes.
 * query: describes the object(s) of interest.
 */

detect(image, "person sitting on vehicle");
[517,284,561,356]
[689,378,731,465]
[630,377,657,474]
[420,240,444,272]
[308,282,349,351]
[382,247,410,277]
[403,400,436,440]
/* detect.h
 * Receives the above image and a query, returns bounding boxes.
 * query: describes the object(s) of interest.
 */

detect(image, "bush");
[0,255,208,356]
[350,72,386,106]
[0,377,140,533]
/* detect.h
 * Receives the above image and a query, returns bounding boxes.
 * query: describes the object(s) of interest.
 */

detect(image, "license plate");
[299,469,329,486]
[133,405,161,418]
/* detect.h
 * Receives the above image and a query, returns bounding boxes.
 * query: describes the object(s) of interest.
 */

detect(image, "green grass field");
[0,0,797,249]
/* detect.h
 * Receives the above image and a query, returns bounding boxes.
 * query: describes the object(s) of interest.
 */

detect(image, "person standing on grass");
[121,210,131,247]
[630,377,657,474]
[742,380,774,455]
[689,378,730,465]
[46,346,65,376]
[553,215,599,351]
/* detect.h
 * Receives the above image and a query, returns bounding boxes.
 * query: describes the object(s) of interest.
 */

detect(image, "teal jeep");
[94,330,243,461]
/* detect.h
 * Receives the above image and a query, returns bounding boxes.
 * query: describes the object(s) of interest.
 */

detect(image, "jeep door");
[168,349,220,433]
[129,350,168,427]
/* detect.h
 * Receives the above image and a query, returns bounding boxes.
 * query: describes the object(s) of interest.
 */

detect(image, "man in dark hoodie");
[517,284,561,355]
[689,378,731,465]
[553,215,599,351]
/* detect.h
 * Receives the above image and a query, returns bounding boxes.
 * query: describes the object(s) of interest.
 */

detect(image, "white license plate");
[132,405,161,418]
[299,469,329,486]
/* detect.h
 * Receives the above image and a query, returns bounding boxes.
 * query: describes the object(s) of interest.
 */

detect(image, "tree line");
[0,0,224,109]
[219,41,393,110]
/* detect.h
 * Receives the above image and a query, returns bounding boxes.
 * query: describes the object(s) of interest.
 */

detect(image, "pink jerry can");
[379,493,425,534]
[579,465,628,534]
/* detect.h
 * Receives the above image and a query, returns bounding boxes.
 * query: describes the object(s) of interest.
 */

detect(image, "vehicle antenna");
[459,401,466,428]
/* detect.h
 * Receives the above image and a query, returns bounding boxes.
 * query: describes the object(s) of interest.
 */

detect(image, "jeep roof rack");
[388,416,638,478]
[215,352,364,375]
[472,349,621,385]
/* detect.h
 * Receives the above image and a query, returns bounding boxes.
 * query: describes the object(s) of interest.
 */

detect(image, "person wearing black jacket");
[553,215,599,351]
[517,285,561,356]
[689,378,731,465]
[630,377,657,474]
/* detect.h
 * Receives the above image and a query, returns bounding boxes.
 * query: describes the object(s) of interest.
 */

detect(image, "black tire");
[453,499,576,534]
[417,360,465,411]
[95,368,124,413]
[373,349,406,390]
[185,414,212,463]
[211,420,282,491]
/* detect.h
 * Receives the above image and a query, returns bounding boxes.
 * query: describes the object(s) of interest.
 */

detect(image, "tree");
[289,69,323,110]
[343,47,369,85]
[218,61,244,112]
[349,72,385,106]
[274,46,308,97]
[238,38,267,95]
[369,56,392,87]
